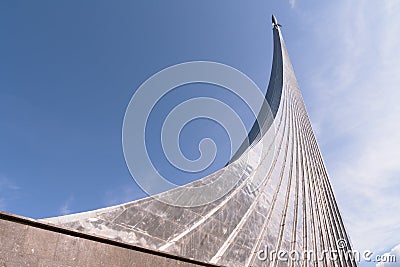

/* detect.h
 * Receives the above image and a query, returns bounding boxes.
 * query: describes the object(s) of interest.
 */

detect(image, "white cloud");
[0,174,20,191]
[59,196,74,215]
[289,0,296,9]
[376,243,400,267]
[295,0,400,253]
[0,174,20,211]
[0,198,5,210]
[103,183,146,207]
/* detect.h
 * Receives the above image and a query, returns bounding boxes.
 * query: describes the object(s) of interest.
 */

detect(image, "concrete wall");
[0,212,218,267]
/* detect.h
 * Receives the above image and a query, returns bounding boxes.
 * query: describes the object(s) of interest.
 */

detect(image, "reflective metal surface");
[42,18,357,267]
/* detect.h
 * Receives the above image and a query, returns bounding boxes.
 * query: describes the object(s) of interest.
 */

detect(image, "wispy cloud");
[0,174,20,211]
[0,198,5,210]
[289,0,296,9]
[376,243,400,267]
[0,174,20,191]
[59,196,74,215]
[297,0,400,253]
[103,182,146,207]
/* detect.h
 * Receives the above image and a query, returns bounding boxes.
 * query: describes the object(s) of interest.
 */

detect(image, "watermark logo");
[337,238,347,249]
[257,239,397,264]
[122,61,276,207]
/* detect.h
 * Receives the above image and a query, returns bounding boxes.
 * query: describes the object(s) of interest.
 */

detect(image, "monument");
[0,16,357,266]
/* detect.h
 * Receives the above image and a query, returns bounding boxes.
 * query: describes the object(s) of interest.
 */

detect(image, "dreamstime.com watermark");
[257,239,397,264]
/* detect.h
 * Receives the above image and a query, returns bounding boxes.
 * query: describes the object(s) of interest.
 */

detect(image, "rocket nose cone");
[272,15,277,25]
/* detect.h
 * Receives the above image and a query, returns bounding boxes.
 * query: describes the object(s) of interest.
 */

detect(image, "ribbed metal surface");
[42,23,357,267]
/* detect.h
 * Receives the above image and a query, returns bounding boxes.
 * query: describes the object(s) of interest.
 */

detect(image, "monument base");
[0,211,217,267]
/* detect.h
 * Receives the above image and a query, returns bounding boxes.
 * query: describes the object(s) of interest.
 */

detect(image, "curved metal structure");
[43,16,357,267]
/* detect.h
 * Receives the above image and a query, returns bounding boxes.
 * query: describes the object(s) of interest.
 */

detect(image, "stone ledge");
[0,211,220,267]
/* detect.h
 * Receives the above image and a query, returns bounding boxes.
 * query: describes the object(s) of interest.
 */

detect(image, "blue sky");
[1,1,399,266]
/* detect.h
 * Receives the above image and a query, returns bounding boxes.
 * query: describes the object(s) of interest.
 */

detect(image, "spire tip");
[272,14,282,29]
